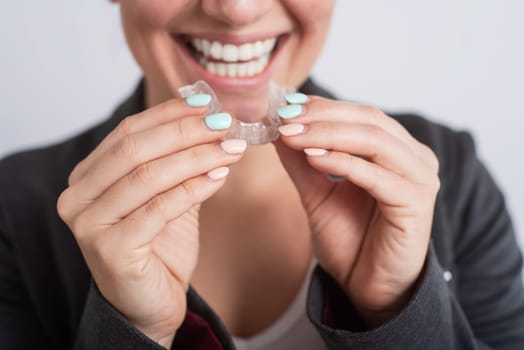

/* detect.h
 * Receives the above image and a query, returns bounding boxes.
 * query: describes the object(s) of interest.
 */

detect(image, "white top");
[232,261,329,350]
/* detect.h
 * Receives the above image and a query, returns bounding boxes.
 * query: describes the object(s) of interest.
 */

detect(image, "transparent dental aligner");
[178,80,295,145]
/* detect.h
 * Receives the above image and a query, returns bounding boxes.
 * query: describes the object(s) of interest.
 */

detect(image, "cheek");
[284,0,335,32]
[276,0,334,86]
[120,0,189,30]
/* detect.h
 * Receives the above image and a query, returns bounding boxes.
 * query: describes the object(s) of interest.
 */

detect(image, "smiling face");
[117,0,334,122]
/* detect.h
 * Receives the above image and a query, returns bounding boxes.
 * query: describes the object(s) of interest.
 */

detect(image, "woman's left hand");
[274,96,440,326]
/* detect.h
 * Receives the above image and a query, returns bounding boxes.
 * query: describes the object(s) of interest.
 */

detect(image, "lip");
[171,32,289,91]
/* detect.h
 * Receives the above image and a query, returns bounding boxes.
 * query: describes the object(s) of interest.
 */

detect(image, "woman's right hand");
[57,97,245,347]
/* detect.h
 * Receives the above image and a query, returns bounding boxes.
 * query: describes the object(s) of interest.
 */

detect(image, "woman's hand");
[57,98,246,347]
[274,96,440,326]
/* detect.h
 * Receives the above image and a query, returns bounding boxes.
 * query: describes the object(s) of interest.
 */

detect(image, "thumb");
[273,139,333,210]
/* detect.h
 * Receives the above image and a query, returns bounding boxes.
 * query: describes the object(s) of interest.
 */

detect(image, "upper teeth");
[191,37,277,62]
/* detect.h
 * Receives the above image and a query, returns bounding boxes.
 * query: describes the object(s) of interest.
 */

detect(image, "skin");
[57,0,440,347]
[117,0,333,119]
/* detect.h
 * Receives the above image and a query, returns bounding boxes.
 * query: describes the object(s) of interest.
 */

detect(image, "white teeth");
[238,43,254,61]
[253,41,264,57]
[198,54,270,78]
[258,55,269,73]
[201,40,211,57]
[210,41,222,60]
[206,62,217,75]
[227,63,237,78]
[246,61,256,76]
[216,63,227,76]
[222,44,239,62]
[264,38,276,52]
[237,63,248,77]
[188,36,277,78]
[190,37,277,61]
[193,38,203,52]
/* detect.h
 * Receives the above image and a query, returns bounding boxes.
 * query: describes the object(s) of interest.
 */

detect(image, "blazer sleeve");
[306,131,524,349]
[0,213,169,350]
[73,282,170,350]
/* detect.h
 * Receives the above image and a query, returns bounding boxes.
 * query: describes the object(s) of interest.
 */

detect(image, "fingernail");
[327,174,345,182]
[284,93,309,105]
[304,148,328,156]
[279,123,305,136]
[277,104,304,119]
[220,139,247,154]
[186,94,212,107]
[207,166,230,180]
[205,112,232,130]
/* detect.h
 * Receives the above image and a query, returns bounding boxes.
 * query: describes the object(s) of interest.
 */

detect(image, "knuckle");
[144,194,170,218]
[311,98,333,113]
[112,134,139,161]
[129,162,156,186]
[368,164,383,192]
[116,116,135,138]
[341,153,354,172]
[187,146,205,164]
[56,188,73,221]
[162,98,180,113]
[158,99,181,120]
[427,148,440,172]
[366,125,386,149]
[363,105,391,126]
[340,152,353,169]
[418,143,440,173]
[361,104,384,119]
[180,180,199,205]
[172,118,189,143]
[126,265,147,282]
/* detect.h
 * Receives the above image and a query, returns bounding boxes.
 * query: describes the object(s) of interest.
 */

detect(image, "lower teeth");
[196,54,270,78]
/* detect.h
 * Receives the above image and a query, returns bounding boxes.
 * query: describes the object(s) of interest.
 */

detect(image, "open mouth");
[178,34,286,79]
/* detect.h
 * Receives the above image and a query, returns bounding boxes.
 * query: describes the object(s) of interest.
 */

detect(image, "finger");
[69,97,210,185]
[64,113,232,219]
[280,121,431,182]
[279,96,419,149]
[106,169,230,251]
[273,139,333,208]
[302,149,420,208]
[84,141,246,225]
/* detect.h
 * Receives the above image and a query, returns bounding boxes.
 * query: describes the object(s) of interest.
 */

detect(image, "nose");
[201,0,273,26]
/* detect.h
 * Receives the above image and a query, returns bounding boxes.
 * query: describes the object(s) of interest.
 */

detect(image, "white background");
[1,1,523,245]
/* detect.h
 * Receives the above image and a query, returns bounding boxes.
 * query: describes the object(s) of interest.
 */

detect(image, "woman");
[1,1,523,349]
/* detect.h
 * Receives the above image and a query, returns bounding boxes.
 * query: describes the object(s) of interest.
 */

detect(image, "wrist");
[133,322,177,348]
[351,278,418,328]
[155,333,176,349]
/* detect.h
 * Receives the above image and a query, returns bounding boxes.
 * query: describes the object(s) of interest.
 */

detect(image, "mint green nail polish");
[205,112,232,130]
[277,104,304,119]
[186,94,212,107]
[327,174,345,182]
[285,93,309,105]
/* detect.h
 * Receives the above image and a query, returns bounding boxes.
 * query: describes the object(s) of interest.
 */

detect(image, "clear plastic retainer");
[178,80,295,145]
